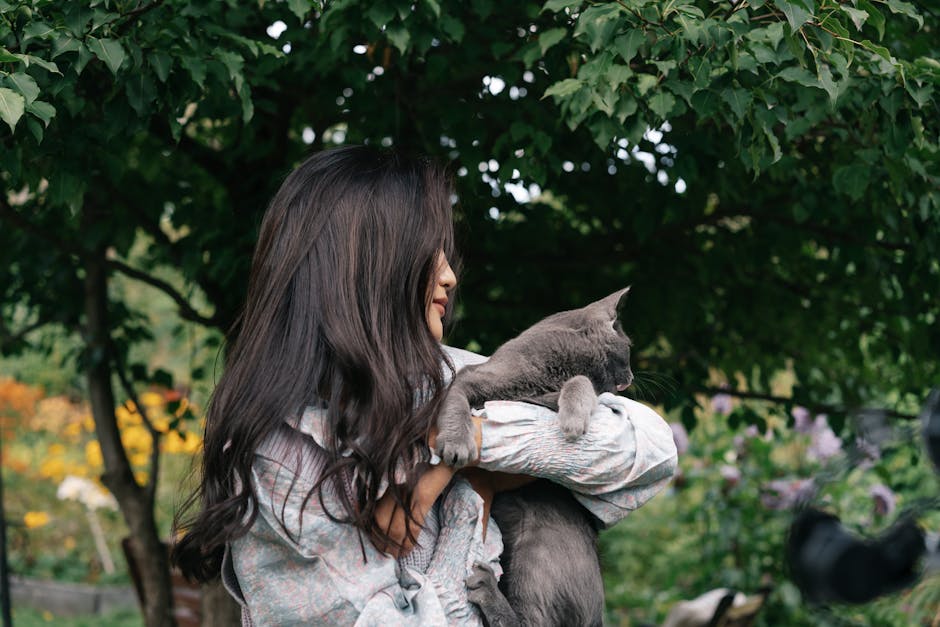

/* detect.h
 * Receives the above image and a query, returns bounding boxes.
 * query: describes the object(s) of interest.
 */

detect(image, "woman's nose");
[439,257,457,290]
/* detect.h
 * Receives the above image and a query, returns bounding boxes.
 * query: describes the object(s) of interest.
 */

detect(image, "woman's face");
[427,252,457,341]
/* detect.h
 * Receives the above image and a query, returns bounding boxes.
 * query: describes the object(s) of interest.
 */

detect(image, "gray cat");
[434,287,633,627]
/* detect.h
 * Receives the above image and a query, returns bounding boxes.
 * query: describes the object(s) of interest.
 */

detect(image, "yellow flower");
[48,443,66,456]
[129,450,150,468]
[39,458,66,481]
[62,421,83,439]
[85,440,103,469]
[134,470,149,486]
[140,391,164,409]
[162,430,203,455]
[82,412,95,432]
[116,403,140,428]
[121,424,152,454]
[151,414,170,433]
[24,511,50,529]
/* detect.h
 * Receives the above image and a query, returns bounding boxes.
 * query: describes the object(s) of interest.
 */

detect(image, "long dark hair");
[172,146,459,581]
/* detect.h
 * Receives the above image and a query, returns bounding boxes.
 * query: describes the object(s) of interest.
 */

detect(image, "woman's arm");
[475,393,677,527]
[373,415,489,556]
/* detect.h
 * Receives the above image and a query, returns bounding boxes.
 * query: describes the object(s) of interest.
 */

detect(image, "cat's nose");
[616,372,634,391]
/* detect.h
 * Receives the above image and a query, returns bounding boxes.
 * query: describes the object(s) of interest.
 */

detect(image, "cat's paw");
[434,390,477,467]
[558,375,596,441]
[466,563,500,607]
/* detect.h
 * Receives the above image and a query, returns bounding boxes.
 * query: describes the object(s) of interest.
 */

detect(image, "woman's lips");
[433,299,447,316]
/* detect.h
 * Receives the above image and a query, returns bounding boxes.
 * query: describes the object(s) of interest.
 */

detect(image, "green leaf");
[884,0,923,28]
[26,116,42,142]
[386,23,410,55]
[575,5,622,52]
[14,54,61,74]
[833,164,870,200]
[817,63,838,104]
[367,4,396,28]
[181,56,206,87]
[615,95,638,123]
[721,87,752,119]
[22,21,55,42]
[86,37,126,75]
[539,27,567,55]
[0,87,25,131]
[857,0,885,40]
[26,100,55,126]
[125,73,156,116]
[424,0,441,17]
[860,40,893,63]
[287,0,309,21]
[543,78,582,99]
[543,0,581,12]
[440,15,465,42]
[150,51,172,82]
[774,0,813,31]
[777,65,818,88]
[0,47,18,63]
[75,43,94,75]
[51,36,82,59]
[840,6,868,32]
[613,30,644,64]
[636,73,658,96]
[6,72,39,105]
[649,92,676,119]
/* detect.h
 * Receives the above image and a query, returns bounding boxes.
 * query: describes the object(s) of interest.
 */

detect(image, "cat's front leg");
[467,563,521,627]
[558,375,597,440]
[434,384,478,467]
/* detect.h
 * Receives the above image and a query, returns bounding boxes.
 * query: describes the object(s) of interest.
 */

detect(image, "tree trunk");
[84,249,176,627]
[201,580,241,626]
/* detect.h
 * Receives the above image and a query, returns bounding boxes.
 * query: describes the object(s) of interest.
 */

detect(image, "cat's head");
[586,287,632,392]
[538,287,633,392]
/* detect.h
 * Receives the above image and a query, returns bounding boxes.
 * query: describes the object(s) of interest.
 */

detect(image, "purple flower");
[670,422,689,455]
[808,415,843,461]
[720,464,741,487]
[761,478,816,510]
[711,392,733,416]
[792,406,813,433]
[870,484,896,516]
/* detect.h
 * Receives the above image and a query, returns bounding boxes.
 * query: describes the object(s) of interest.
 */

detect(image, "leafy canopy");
[1,0,938,429]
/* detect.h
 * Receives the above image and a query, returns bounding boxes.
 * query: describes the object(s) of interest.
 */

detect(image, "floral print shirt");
[222,346,678,626]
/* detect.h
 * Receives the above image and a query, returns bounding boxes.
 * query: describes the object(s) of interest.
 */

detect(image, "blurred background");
[1,0,938,625]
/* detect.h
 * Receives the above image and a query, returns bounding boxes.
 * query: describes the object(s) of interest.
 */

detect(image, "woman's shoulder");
[441,344,489,374]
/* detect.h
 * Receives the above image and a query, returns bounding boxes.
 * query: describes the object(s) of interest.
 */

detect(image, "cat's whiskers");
[628,370,678,403]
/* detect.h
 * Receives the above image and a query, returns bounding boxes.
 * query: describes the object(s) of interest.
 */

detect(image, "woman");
[173,146,677,625]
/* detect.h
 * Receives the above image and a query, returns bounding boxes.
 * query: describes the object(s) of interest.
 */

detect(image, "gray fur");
[434,288,632,627]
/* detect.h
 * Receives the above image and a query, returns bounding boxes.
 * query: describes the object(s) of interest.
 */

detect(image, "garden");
[1,0,938,625]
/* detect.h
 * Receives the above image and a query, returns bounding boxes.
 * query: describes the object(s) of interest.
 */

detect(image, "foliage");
[1,0,936,420]
[1,0,938,622]
[600,393,940,626]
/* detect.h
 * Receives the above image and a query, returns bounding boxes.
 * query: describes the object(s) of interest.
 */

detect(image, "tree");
[1,0,937,624]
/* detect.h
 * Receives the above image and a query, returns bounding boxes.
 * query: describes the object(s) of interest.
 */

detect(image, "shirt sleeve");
[475,392,677,527]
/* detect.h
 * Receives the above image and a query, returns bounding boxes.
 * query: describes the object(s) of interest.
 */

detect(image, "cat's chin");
[616,383,630,392]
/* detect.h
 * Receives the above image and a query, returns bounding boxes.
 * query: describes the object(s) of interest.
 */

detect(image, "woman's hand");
[373,462,455,557]
[373,415,485,557]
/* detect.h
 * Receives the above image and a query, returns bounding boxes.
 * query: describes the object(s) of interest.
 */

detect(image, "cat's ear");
[597,287,630,319]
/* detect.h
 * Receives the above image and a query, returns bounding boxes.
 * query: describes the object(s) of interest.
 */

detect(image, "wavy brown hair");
[172,146,459,581]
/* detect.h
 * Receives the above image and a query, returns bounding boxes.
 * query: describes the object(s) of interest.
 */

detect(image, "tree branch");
[0,317,51,350]
[112,346,161,506]
[0,198,84,258]
[107,258,223,328]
